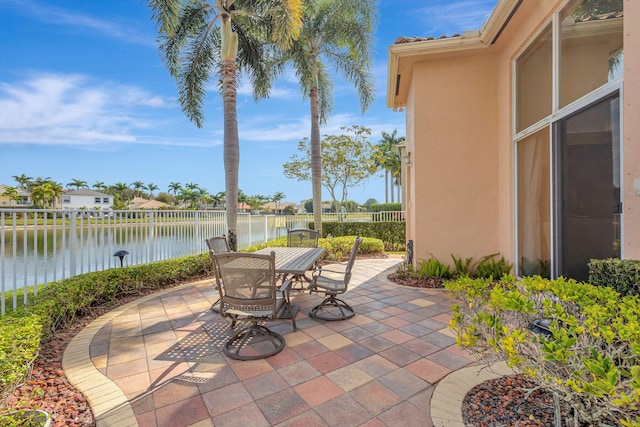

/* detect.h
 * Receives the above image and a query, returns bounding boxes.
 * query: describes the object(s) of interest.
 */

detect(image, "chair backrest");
[210,251,277,317]
[287,228,319,248]
[206,236,231,254]
[343,237,363,286]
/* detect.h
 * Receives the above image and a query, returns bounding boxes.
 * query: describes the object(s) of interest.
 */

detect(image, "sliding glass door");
[553,93,621,281]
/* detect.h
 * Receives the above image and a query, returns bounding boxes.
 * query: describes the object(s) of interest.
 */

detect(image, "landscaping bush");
[447,275,640,427]
[243,235,385,261]
[322,221,405,251]
[589,258,640,297]
[369,203,402,212]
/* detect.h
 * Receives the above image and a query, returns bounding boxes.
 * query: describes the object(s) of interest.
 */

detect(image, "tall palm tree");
[149,0,303,250]
[111,182,130,202]
[12,174,32,191]
[67,179,89,190]
[271,0,376,235]
[31,182,58,208]
[375,130,404,203]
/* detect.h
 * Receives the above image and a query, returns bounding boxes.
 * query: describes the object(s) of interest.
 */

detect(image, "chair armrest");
[315,267,346,275]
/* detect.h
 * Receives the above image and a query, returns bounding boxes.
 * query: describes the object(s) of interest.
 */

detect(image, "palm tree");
[147,183,159,198]
[93,181,107,192]
[271,0,376,235]
[168,182,182,196]
[375,130,404,203]
[31,182,58,208]
[12,174,32,191]
[149,0,303,250]
[67,179,89,190]
[131,181,146,198]
[1,186,20,207]
[111,182,130,202]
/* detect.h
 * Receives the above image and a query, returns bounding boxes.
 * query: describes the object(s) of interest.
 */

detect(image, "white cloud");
[5,0,155,46]
[0,73,194,147]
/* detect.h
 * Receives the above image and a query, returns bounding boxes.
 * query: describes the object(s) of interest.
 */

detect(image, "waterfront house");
[388,0,636,281]
[61,189,113,211]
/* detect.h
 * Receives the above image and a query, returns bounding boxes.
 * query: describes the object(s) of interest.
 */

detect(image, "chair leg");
[309,294,355,321]
[223,322,285,360]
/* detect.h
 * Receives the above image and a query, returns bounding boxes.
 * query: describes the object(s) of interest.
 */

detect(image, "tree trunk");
[309,86,323,236]
[222,58,239,250]
[385,169,389,203]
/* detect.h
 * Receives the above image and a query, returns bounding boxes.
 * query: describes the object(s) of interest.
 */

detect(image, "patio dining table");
[253,246,326,318]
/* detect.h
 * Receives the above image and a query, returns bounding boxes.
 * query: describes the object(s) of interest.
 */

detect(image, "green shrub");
[322,221,405,251]
[0,315,43,402]
[451,254,476,277]
[475,253,512,279]
[417,257,451,279]
[243,235,385,262]
[589,258,640,297]
[447,275,640,427]
[369,203,402,212]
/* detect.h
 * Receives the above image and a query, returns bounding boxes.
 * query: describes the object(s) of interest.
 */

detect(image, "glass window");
[516,24,553,132]
[94,197,101,203]
[103,197,109,203]
[517,128,551,278]
[560,0,623,108]
[63,196,71,204]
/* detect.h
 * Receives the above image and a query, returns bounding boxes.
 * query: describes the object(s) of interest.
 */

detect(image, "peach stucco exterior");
[388,0,638,271]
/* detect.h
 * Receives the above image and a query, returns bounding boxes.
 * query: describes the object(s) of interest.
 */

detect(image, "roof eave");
[387,0,522,109]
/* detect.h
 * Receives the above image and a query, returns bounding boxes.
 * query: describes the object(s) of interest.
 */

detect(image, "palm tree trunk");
[310,86,323,236]
[385,169,389,203]
[222,58,239,250]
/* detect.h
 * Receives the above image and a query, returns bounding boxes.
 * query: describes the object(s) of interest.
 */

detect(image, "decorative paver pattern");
[64,258,484,426]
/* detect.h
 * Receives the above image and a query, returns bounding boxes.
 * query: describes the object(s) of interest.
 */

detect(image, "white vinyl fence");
[1,209,403,314]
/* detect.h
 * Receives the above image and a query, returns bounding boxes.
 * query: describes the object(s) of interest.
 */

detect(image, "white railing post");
[148,211,155,262]
[69,211,77,278]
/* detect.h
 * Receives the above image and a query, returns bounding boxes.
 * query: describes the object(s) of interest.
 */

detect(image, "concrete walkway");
[63,258,500,426]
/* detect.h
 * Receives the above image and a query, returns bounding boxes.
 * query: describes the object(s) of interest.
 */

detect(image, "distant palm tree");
[375,130,404,203]
[112,182,130,202]
[67,179,89,190]
[150,0,303,250]
[147,183,159,198]
[131,181,146,198]
[1,186,20,206]
[168,182,182,196]
[271,0,376,234]
[31,181,59,208]
[272,191,286,214]
[93,181,107,192]
[12,174,32,191]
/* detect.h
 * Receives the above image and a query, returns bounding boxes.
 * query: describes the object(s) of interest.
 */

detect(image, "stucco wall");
[624,0,640,258]
[409,54,499,263]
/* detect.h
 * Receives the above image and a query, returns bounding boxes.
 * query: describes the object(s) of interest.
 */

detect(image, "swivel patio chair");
[287,228,320,290]
[210,251,296,360]
[205,236,231,313]
[287,228,319,248]
[308,237,362,321]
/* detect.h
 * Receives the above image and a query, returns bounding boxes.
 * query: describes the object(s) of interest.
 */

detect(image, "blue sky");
[0,0,496,204]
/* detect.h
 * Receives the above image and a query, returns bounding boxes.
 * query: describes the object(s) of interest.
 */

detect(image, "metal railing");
[0,209,403,314]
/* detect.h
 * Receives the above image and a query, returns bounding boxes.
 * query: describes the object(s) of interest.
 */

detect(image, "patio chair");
[209,251,296,360]
[308,237,362,321]
[205,236,231,313]
[287,228,320,290]
[287,228,319,248]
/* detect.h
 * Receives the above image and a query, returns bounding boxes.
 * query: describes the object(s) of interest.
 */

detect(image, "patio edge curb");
[430,361,513,426]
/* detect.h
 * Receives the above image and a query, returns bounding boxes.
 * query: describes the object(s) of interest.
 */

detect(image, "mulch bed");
[462,374,573,427]
[387,274,445,288]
